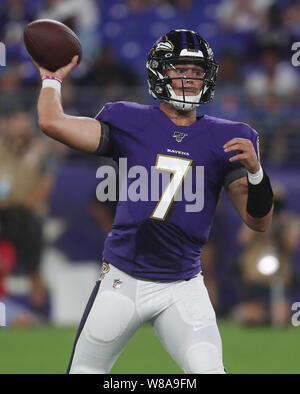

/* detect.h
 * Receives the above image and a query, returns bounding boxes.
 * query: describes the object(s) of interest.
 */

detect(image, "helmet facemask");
[163,59,208,111]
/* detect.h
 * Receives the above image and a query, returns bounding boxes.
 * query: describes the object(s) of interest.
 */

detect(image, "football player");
[34,29,273,374]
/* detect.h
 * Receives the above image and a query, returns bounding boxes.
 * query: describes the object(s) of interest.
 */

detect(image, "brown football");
[24,19,82,72]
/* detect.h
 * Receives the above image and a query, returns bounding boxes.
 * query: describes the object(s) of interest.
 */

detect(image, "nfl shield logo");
[173,132,188,142]
[113,279,122,289]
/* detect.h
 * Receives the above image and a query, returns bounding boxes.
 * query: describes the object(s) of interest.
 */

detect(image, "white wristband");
[42,77,62,95]
[247,164,263,185]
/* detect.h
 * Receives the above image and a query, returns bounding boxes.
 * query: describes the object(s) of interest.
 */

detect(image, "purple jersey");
[95,101,259,281]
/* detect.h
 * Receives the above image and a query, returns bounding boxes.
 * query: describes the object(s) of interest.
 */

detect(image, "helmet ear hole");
[155,86,163,94]
[151,60,159,69]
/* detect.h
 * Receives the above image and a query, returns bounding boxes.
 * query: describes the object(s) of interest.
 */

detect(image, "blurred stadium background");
[0,0,300,374]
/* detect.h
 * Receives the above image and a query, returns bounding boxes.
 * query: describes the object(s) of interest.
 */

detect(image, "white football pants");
[67,263,225,374]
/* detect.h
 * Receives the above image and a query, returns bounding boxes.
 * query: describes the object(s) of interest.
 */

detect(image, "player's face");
[5,112,33,149]
[166,63,205,96]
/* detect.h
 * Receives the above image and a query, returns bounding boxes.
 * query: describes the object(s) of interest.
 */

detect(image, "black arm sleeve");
[224,166,247,190]
[247,169,274,218]
[94,121,113,157]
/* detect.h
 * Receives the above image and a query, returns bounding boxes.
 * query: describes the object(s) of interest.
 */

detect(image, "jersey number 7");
[150,154,193,221]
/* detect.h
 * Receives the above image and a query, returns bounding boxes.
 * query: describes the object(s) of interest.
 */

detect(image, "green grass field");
[0,320,299,374]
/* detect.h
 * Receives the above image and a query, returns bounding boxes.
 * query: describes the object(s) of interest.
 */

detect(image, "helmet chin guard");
[147,29,218,110]
[166,84,202,111]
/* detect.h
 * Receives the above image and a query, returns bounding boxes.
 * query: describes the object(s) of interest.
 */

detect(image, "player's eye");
[173,68,204,78]
[194,70,205,77]
[175,68,186,75]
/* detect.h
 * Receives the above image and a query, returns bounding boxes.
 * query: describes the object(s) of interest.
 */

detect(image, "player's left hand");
[223,137,260,174]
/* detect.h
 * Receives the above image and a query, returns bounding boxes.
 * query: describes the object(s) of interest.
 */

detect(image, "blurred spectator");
[252,3,294,60]
[216,0,273,33]
[267,114,300,164]
[244,45,299,107]
[284,0,300,37]
[0,109,56,319]
[83,45,140,88]
[0,63,36,114]
[0,239,40,326]
[215,0,276,60]
[78,45,143,110]
[61,79,81,116]
[126,0,156,12]
[214,51,245,117]
[266,122,291,164]
[38,0,101,68]
[0,0,39,57]
[0,240,15,299]
[167,0,193,9]
[234,185,300,325]
[128,0,194,10]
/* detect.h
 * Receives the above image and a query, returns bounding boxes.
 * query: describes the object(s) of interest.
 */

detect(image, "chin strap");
[170,99,198,111]
[166,79,208,111]
[167,85,202,111]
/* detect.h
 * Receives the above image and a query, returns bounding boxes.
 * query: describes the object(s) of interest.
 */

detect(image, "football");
[23,19,82,72]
